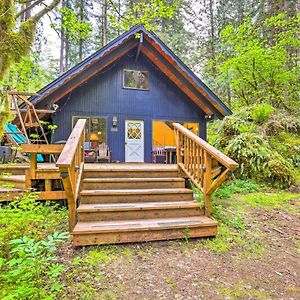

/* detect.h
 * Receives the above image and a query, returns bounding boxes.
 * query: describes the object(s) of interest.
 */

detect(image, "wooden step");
[77,201,203,221]
[82,177,185,190]
[0,175,25,189]
[72,216,218,246]
[0,187,26,201]
[0,164,27,175]
[83,164,178,178]
[80,188,194,204]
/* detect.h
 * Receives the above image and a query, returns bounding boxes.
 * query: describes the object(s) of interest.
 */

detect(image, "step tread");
[83,177,184,183]
[84,164,177,172]
[0,175,25,183]
[77,201,199,212]
[73,216,217,234]
[0,187,25,193]
[80,188,192,196]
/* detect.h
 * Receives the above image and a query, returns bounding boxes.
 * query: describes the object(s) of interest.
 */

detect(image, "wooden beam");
[8,91,40,96]
[21,144,64,154]
[38,191,66,200]
[11,109,55,114]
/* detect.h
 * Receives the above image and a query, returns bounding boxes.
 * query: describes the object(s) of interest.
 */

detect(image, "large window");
[72,116,107,144]
[123,69,149,90]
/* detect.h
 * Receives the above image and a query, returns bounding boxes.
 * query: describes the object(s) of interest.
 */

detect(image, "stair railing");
[173,122,238,217]
[56,119,86,231]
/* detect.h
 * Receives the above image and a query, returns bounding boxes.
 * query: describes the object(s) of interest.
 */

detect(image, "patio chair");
[98,143,111,162]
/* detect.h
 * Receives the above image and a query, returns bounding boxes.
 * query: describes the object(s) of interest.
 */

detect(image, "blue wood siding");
[52,52,206,163]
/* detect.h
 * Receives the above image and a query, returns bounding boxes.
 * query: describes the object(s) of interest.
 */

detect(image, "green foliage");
[0,91,12,139]
[109,0,179,31]
[251,103,274,123]
[0,233,68,299]
[54,7,92,41]
[214,13,300,112]
[0,192,67,257]
[215,108,298,188]
[224,132,294,187]
[215,179,260,199]
[0,54,56,92]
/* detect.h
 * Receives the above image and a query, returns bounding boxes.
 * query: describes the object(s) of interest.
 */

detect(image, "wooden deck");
[0,163,178,201]
[1,122,238,246]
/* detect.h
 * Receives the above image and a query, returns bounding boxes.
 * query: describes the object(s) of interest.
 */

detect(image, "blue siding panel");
[53,53,205,163]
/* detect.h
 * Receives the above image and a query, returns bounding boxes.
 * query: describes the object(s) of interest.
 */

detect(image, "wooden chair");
[97,143,111,162]
[152,147,167,163]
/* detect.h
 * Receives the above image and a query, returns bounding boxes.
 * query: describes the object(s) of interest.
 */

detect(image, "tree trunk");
[102,0,108,46]
[208,0,216,77]
[79,0,84,61]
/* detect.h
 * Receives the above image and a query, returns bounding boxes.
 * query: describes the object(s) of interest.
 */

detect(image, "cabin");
[28,25,231,163]
[1,25,238,246]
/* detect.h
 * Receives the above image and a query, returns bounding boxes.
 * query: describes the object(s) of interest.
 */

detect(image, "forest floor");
[59,186,300,300]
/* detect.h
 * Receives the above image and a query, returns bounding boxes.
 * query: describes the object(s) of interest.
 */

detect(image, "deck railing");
[56,119,86,231]
[173,122,238,216]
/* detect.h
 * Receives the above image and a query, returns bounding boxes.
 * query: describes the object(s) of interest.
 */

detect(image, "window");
[72,116,107,145]
[123,69,149,90]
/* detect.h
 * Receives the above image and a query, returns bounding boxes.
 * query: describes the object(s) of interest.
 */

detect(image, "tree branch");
[16,0,44,19]
[32,0,61,23]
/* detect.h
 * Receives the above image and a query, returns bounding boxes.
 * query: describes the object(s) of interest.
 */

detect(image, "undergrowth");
[211,106,300,188]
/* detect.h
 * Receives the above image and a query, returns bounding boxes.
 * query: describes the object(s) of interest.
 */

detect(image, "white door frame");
[125,120,144,162]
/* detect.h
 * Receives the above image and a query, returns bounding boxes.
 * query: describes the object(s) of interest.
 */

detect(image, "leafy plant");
[224,132,294,187]
[215,179,260,199]
[0,233,68,299]
[251,103,274,123]
[0,192,67,257]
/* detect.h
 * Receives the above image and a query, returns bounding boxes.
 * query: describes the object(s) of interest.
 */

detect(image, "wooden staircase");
[72,164,218,246]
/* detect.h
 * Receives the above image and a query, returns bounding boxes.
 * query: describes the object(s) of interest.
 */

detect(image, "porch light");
[112,116,117,127]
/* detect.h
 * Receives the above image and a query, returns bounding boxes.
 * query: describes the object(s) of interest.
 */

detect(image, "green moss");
[85,246,117,266]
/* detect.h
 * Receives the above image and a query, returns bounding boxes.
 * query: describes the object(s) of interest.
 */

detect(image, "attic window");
[123,69,149,90]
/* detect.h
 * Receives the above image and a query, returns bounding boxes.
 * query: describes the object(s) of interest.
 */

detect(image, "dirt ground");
[62,192,300,300]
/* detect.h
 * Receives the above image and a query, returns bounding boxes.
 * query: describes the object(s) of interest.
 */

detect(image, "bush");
[224,132,295,188]
[0,233,68,299]
[0,193,67,257]
[251,103,274,123]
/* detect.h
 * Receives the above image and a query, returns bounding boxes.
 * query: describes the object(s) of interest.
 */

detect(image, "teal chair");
[5,123,44,162]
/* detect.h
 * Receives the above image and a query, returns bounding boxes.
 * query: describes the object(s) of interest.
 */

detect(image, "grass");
[236,192,300,211]
[218,279,271,300]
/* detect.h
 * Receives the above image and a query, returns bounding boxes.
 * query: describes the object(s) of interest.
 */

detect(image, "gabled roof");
[30,25,231,118]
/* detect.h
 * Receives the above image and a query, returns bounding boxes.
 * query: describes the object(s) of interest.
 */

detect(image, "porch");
[0,120,238,246]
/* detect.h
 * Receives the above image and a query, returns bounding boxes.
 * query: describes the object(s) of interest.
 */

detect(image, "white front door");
[125,120,144,162]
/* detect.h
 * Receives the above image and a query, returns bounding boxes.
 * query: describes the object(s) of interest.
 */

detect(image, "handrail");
[173,122,238,216]
[173,123,237,168]
[56,119,86,231]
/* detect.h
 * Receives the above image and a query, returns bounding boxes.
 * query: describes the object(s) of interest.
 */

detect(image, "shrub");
[0,192,67,257]
[0,233,68,299]
[224,132,295,187]
[251,103,274,123]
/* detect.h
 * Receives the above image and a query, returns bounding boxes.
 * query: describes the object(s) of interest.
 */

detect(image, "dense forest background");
[0,0,300,187]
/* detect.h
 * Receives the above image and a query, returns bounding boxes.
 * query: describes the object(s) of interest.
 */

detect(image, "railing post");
[60,168,76,231]
[203,150,212,217]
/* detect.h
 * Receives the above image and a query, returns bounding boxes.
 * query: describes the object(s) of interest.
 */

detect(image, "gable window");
[123,69,149,90]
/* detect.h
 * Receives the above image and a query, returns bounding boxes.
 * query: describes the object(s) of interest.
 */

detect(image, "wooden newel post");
[203,151,212,217]
[60,168,77,231]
